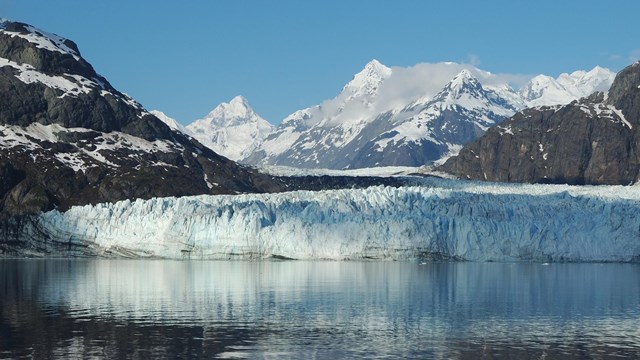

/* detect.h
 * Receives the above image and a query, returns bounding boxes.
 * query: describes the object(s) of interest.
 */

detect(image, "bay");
[1,259,639,359]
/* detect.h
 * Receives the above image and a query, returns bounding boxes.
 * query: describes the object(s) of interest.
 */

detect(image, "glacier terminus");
[6,178,639,262]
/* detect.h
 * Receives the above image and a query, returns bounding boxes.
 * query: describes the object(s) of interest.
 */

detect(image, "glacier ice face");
[18,180,640,262]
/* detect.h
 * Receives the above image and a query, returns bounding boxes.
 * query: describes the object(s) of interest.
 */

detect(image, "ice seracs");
[21,180,640,262]
[186,96,274,161]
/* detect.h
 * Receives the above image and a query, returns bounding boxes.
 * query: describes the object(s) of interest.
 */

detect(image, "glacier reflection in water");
[1,260,640,359]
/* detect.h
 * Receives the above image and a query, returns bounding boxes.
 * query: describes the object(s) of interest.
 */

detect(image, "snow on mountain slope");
[246,60,615,169]
[0,18,80,60]
[186,96,274,161]
[362,70,519,167]
[149,110,192,135]
[0,20,149,117]
[0,19,290,215]
[248,65,521,169]
[245,60,393,167]
[520,66,616,107]
[339,59,392,110]
[440,61,640,185]
[19,180,640,262]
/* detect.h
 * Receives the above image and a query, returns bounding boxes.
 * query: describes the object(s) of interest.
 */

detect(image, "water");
[1,260,639,359]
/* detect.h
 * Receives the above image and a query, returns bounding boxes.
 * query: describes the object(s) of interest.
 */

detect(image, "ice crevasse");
[32,181,640,261]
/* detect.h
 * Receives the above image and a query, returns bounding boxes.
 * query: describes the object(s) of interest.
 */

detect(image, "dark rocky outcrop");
[439,62,640,185]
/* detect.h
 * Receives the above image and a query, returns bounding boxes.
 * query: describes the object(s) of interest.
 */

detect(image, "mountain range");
[162,60,615,169]
[0,20,400,217]
[1,17,639,260]
[440,61,640,185]
[0,19,296,216]
[0,15,631,222]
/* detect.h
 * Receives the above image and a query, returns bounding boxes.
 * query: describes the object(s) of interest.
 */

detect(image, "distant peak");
[364,59,392,76]
[448,69,480,89]
[351,59,392,81]
[529,74,556,84]
[214,95,253,115]
[584,65,613,77]
[195,95,272,128]
[342,59,392,95]
[229,95,249,106]
[452,69,474,81]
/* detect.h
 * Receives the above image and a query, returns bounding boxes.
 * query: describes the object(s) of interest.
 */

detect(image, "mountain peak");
[589,65,608,73]
[0,19,287,216]
[529,74,556,84]
[206,95,255,124]
[449,69,479,87]
[0,19,81,60]
[521,66,615,107]
[343,59,392,93]
[363,59,390,74]
[229,95,249,106]
[186,96,274,161]
[438,69,483,99]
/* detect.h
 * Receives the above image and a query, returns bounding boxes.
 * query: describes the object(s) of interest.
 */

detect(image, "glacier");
[9,179,640,262]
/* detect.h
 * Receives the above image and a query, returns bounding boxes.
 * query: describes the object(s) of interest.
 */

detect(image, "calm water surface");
[1,260,639,359]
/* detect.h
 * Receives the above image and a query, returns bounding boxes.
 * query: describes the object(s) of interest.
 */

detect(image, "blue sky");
[3,0,639,124]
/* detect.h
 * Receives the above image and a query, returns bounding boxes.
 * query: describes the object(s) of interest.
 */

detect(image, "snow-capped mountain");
[0,19,294,216]
[520,66,615,107]
[441,61,640,185]
[0,20,402,217]
[244,59,395,167]
[149,110,192,135]
[186,96,274,161]
[338,58,392,110]
[359,69,519,167]
[245,60,615,169]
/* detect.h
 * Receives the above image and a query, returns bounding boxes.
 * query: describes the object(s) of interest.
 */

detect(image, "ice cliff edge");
[2,181,639,262]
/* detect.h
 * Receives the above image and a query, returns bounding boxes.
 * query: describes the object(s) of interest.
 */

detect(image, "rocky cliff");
[439,62,640,185]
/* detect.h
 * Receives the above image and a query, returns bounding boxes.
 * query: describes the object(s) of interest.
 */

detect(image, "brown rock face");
[440,62,640,185]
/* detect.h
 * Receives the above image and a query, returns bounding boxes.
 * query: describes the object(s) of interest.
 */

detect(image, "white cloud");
[373,62,530,112]
[467,54,481,67]
[287,61,534,126]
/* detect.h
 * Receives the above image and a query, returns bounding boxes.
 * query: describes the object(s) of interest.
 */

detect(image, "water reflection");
[1,260,639,359]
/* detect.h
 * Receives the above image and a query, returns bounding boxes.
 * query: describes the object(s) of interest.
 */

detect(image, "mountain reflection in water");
[1,260,639,359]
